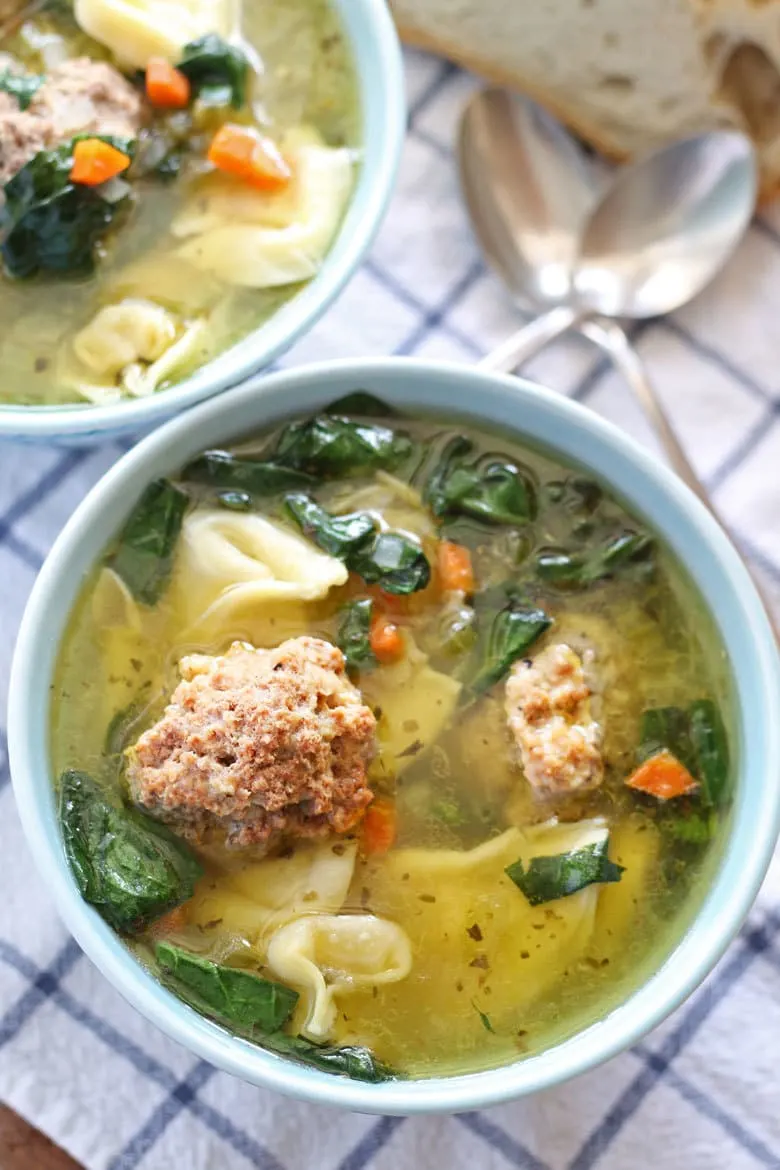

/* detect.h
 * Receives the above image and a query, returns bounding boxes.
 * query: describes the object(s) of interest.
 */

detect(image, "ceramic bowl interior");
[9,359,780,1113]
[0,1,405,443]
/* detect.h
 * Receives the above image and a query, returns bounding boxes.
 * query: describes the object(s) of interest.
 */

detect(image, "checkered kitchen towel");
[2,50,780,1170]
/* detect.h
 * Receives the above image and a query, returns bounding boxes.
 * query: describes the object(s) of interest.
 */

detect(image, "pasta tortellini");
[362,643,462,773]
[74,0,236,69]
[171,509,348,635]
[64,301,207,405]
[74,299,178,378]
[187,841,358,949]
[173,127,353,288]
[266,914,412,1040]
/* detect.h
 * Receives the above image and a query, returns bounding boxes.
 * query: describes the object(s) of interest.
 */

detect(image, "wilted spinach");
[267,1034,395,1082]
[325,391,397,418]
[181,449,315,500]
[425,437,537,527]
[60,770,202,933]
[467,596,552,697]
[337,599,377,672]
[284,493,376,559]
[109,479,189,606]
[285,493,430,595]
[0,69,43,109]
[156,943,298,1034]
[178,35,250,108]
[1,136,135,278]
[536,531,654,589]
[506,838,624,906]
[274,414,413,478]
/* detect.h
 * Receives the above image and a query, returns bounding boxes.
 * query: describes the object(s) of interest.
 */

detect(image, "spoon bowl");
[576,131,758,318]
[458,87,601,310]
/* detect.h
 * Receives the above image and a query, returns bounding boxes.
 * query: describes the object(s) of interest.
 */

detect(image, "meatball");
[28,58,143,142]
[0,94,53,184]
[505,643,603,797]
[127,637,378,850]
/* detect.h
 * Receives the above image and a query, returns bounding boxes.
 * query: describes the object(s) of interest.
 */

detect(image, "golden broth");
[51,411,734,1078]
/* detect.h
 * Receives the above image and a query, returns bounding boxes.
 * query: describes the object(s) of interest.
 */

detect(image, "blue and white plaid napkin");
[1,51,779,1170]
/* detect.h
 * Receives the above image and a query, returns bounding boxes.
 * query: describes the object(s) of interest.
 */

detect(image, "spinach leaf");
[274,414,413,477]
[1,136,135,278]
[425,437,537,526]
[268,1034,395,1082]
[350,530,430,595]
[109,479,189,606]
[325,391,396,418]
[638,706,694,770]
[178,35,250,108]
[156,943,298,1033]
[536,531,653,589]
[105,699,146,757]
[285,494,430,595]
[659,807,719,847]
[60,770,202,933]
[688,699,730,807]
[468,599,552,696]
[284,493,376,559]
[506,839,624,906]
[0,69,43,109]
[337,599,377,672]
[181,450,315,499]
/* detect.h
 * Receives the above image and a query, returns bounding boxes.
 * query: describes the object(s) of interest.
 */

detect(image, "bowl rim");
[0,0,405,440]
[9,356,780,1114]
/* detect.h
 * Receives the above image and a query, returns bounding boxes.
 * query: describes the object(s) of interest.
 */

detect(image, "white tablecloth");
[1,50,779,1170]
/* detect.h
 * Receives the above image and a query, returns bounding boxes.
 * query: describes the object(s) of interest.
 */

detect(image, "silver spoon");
[460,88,779,639]
[460,89,757,509]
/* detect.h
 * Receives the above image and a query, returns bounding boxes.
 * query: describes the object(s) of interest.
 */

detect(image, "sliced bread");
[391,0,780,198]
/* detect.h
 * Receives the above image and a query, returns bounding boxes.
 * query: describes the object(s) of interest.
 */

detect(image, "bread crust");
[396,18,778,204]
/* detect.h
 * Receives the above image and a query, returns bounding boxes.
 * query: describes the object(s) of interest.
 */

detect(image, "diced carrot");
[369,613,404,664]
[437,540,475,594]
[361,798,397,856]
[206,123,292,191]
[70,138,131,187]
[148,902,189,938]
[625,750,699,800]
[145,58,191,109]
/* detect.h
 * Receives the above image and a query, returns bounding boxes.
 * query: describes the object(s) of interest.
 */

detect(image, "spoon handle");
[480,305,582,373]
[581,322,780,643]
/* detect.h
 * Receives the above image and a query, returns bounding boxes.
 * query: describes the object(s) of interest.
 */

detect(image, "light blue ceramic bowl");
[9,359,780,1113]
[0,1,404,444]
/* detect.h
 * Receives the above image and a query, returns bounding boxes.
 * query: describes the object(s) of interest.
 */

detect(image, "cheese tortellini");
[173,127,353,288]
[187,841,359,950]
[266,914,412,1040]
[361,642,462,774]
[171,508,348,635]
[74,0,236,69]
[64,300,208,405]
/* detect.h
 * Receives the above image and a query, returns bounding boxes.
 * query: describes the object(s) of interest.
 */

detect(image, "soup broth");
[0,0,358,406]
[52,397,734,1080]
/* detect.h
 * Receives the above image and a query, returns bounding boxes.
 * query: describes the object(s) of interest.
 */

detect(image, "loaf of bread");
[390,0,780,199]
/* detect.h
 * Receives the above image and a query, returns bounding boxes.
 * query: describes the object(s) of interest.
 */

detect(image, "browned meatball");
[28,58,143,142]
[127,638,378,850]
[0,93,53,184]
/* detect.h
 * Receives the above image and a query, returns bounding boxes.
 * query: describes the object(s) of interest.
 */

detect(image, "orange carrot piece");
[625,750,699,800]
[148,903,189,938]
[437,540,475,594]
[369,613,404,664]
[145,58,191,109]
[206,123,292,191]
[70,138,131,186]
[361,798,397,856]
